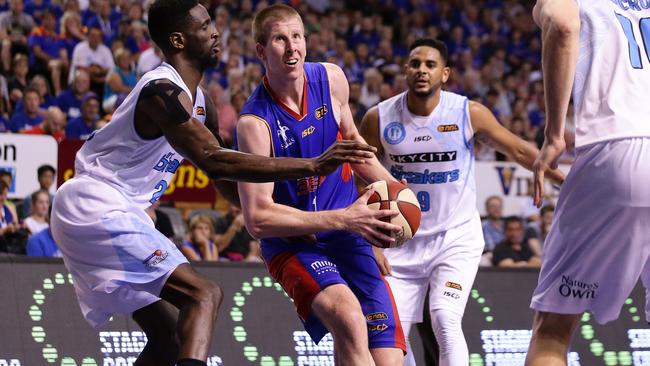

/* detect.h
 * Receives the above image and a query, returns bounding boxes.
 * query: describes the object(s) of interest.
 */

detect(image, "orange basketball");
[364,180,421,248]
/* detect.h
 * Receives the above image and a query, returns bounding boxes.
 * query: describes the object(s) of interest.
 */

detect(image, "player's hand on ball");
[312,140,376,176]
[343,188,402,247]
[372,246,392,276]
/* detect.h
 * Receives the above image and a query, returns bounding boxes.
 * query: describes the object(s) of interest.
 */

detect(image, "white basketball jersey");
[573,0,650,147]
[378,91,477,237]
[74,62,206,210]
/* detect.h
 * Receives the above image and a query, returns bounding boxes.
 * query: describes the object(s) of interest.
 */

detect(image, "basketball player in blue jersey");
[526,1,650,365]
[49,1,377,366]
[236,4,408,365]
[360,38,565,366]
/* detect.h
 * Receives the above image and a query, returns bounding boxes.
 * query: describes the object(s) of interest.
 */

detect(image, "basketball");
[363,180,421,248]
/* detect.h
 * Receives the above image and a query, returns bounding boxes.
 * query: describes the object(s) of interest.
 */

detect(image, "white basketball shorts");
[531,137,650,324]
[384,212,484,322]
[50,174,188,328]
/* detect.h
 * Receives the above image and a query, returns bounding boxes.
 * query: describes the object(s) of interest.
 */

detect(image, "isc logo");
[414,135,432,142]
[302,126,316,138]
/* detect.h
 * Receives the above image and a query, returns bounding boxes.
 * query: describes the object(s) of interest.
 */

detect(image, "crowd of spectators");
[0,0,571,261]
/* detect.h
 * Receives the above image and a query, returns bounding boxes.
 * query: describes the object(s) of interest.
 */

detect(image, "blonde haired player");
[526,0,650,365]
[361,38,564,366]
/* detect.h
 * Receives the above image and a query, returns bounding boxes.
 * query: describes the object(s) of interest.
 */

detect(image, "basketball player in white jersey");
[49,1,376,366]
[360,38,565,366]
[526,1,650,365]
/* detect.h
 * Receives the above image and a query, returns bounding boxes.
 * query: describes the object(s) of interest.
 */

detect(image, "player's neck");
[406,88,442,117]
[168,58,203,100]
[265,72,305,113]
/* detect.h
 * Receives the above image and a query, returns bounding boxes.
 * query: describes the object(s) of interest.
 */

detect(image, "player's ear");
[169,32,185,51]
[255,43,266,61]
[442,66,451,84]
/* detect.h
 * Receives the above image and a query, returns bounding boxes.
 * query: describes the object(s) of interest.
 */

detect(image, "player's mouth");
[285,58,299,66]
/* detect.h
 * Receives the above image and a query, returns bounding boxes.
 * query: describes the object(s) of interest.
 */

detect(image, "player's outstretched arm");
[134,79,376,183]
[323,63,396,185]
[469,101,565,185]
[236,116,401,246]
[532,0,579,206]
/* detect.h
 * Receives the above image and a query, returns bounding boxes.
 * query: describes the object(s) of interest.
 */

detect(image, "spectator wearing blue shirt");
[26,228,60,257]
[56,68,90,121]
[9,87,42,132]
[65,92,99,139]
[27,8,68,94]
[103,48,136,112]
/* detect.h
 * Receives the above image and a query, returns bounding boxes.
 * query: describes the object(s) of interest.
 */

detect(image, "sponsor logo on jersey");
[445,281,463,291]
[143,249,168,268]
[414,135,432,142]
[389,151,457,163]
[384,122,406,145]
[368,324,388,331]
[437,124,459,132]
[315,104,328,119]
[495,166,516,195]
[276,120,295,149]
[310,260,338,275]
[390,165,460,184]
[366,312,388,321]
[302,125,316,138]
[153,152,181,173]
[195,106,206,116]
[297,176,323,196]
[558,275,598,299]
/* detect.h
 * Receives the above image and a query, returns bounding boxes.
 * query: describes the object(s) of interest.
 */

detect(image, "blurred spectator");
[69,26,114,87]
[213,202,258,262]
[59,10,86,56]
[22,105,66,142]
[492,216,542,268]
[206,82,236,145]
[26,227,60,256]
[527,204,555,245]
[9,87,42,132]
[0,0,35,72]
[136,45,162,77]
[102,47,135,112]
[56,68,90,120]
[481,195,504,252]
[7,53,28,108]
[15,74,57,111]
[179,215,219,262]
[0,179,26,254]
[86,0,118,45]
[27,8,68,95]
[21,163,54,218]
[23,189,48,235]
[144,200,174,240]
[65,91,99,139]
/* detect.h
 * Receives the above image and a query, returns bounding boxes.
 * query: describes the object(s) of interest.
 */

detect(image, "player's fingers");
[368,229,396,246]
[358,188,375,203]
[373,219,402,233]
[375,209,400,219]
[383,258,392,276]
[533,168,545,208]
[337,140,377,153]
[400,179,408,186]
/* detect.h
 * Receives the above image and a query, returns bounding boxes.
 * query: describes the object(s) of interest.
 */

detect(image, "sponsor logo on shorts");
[368,324,388,331]
[445,281,463,291]
[443,291,460,299]
[143,249,168,268]
[558,275,598,299]
[389,151,457,163]
[366,312,388,321]
[437,124,459,132]
[310,260,338,275]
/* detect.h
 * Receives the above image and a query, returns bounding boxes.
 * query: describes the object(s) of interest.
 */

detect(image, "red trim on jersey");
[263,74,308,121]
[267,251,321,321]
[336,131,353,182]
[382,276,407,352]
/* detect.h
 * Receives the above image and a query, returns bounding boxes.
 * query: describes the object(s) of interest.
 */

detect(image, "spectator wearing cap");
[102,47,136,112]
[0,0,35,72]
[9,87,42,132]
[65,92,99,139]
[69,26,114,87]
[27,9,68,95]
[22,106,66,143]
[56,68,90,121]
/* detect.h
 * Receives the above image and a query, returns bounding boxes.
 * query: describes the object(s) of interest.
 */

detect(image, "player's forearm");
[201,146,315,182]
[539,1,580,141]
[245,204,344,240]
[509,140,565,184]
[352,157,397,186]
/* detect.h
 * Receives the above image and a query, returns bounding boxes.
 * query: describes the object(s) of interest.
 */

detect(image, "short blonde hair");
[252,3,302,45]
[189,215,215,237]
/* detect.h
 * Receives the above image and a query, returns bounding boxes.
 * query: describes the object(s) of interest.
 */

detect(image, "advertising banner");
[0,134,57,199]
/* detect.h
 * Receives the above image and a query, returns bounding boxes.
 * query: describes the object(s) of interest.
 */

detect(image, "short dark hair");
[37,164,55,178]
[504,216,523,228]
[148,0,199,53]
[23,87,39,99]
[408,38,448,65]
[0,170,11,178]
[540,204,555,216]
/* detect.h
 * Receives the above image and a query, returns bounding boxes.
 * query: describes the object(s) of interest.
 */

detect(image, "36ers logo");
[143,249,169,268]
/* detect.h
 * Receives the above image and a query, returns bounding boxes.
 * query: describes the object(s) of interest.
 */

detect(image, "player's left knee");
[429,308,465,351]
